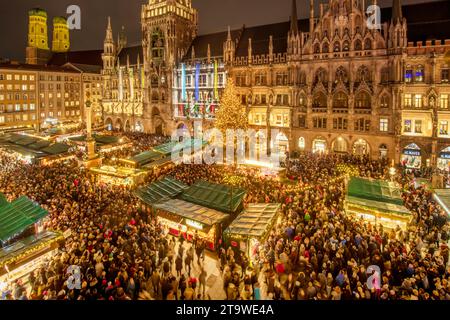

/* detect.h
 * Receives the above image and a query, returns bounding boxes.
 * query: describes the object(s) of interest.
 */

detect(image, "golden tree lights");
[214,78,248,133]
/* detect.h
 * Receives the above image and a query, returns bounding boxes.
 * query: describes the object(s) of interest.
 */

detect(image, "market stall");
[134,177,189,207]
[433,189,450,216]
[154,199,229,251]
[345,177,412,230]
[0,194,63,287]
[224,203,280,260]
[89,165,147,186]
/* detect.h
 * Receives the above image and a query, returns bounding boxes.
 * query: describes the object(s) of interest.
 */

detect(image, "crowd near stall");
[0,131,449,300]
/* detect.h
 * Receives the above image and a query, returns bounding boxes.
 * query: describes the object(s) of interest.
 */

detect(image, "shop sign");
[440,152,450,159]
[185,219,203,230]
[403,149,421,156]
[231,241,238,247]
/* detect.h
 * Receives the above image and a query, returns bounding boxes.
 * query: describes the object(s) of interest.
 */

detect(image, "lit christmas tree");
[215,78,248,132]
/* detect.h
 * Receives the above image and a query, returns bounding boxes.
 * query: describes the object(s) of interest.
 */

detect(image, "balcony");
[354,108,372,115]
[312,107,327,113]
[332,108,349,114]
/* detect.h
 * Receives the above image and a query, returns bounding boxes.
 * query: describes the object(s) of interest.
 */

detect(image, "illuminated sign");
[440,153,450,159]
[185,219,203,230]
[403,150,421,156]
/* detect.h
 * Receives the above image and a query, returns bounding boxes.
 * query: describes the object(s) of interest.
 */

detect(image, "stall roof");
[68,135,120,146]
[347,177,404,206]
[15,136,39,146]
[41,143,70,155]
[225,203,280,238]
[434,189,450,216]
[142,156,172,169]
[0,193,8,208]
[135,177,189,205]
[180,180,246,213]
[130,150,164,167]
[153,139,207,156]
[28,140,52,150]
[346,196,410,216]
[154,199,229,226]
[0,195,48,242]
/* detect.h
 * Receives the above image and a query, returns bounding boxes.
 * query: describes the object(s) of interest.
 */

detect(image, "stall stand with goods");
[0,194,64,289]
[0,133,73,165]
[135,178,246,250]
[345,177,412,230]
[89,165,147,186]
[224,203,281,261]
[240,159,286,180]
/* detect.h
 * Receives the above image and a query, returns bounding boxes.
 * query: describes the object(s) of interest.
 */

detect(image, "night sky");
[0,0,441,62]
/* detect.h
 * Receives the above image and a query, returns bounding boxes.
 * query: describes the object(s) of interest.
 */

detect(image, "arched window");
[314,43,320,54]
[357,65,371,82]
[364,38,372,50]
[299,94,307,107]
[380,94,389,108]
[322,43,329,53]
[298,137,305,150]
[415,65,424,82]
[355,91,371,109]
[313,92,327,108]
[333,41,340,52]
[335,66,348,83]
[343,41,350,51]
[354,39,362,51]
[314,68,328,84]
[333,92,348,109]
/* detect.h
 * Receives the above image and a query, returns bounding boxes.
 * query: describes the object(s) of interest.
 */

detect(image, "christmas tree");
[215,78,248,133]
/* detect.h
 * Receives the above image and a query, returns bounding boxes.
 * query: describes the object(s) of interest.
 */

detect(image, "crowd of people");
[0,139,449,300]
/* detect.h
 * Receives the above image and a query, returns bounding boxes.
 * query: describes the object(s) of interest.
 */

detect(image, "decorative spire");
[309,0,315,35]
[248,38,252,63]
[126,54,130,69]
[105,16,113,41]
[191,45,195,61]
[227,26,231,41]
[290,0,298,33]
[207,43,211,63]
[392,0,403,23]
[269,35,273,60]
[137,53,140,67]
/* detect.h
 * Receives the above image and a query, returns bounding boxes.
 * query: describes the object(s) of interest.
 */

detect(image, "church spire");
[290,0,298,33]
[227,25,232,41]
[392,0,403,23]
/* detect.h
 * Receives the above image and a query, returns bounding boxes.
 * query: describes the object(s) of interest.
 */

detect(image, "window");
[313,117,327,129]
[14,75,20,81]
[414,120,422,133]
[298,137,305,149]
[15,104,20,111]
[380,95,389,108]
[255,72,267,86]
[380,118,388,132]
[404,120,412,133]
[439,120,448,135]
[442,68,449,83]
[414,94,422,108]
[333,117,348,130]
[298,115,306,128]
[0,116,4,123]
[405,69,413,83]
[355,118,370,131]
[404,94,412,107]
[415,66,424,82]
[29,75,35,81]
[440,94,449,109]
[6,74,12,81]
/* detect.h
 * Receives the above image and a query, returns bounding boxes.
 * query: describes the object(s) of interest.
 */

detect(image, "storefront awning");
[347,177,404,206]
[135,177,189,205]
[0,195,48,243]
[434,189,450,216]
[154,199,229,227]
[225,203,280,238]
[180,180,246,213]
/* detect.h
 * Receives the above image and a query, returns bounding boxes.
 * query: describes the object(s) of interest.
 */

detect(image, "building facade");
[100,0,450,168]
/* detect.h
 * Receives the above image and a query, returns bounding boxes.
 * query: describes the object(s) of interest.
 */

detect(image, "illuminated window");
[414,94,422,108]
[439,120,448,135]
[415,66,424,82]
[404,94,412,107]
[440,94,449,109]
[404,120,411,133]
[414,120,422,133]
[380,118,388,132]
[405,69,413,83]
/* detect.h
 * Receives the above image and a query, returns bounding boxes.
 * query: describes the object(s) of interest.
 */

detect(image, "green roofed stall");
[41,143,70,155]
[0,194,8,209]
[153,139,207,156]
[180,180,246,214]
[433,189,450,217]
[130,150,165,167]
[345,177,411,230]
[347,176,404,206]
[134,177,189,205]
[224,203,281,257]
[0,195,48,243]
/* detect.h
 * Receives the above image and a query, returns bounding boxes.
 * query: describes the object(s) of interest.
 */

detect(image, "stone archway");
[152,107,165,135]
[353,138,371,156]
[331,136,348,153]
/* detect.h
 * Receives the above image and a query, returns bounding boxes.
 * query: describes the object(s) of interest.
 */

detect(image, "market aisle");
[171,237,226,300]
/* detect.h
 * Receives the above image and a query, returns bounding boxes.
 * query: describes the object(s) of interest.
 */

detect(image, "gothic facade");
[101,0,450,169]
